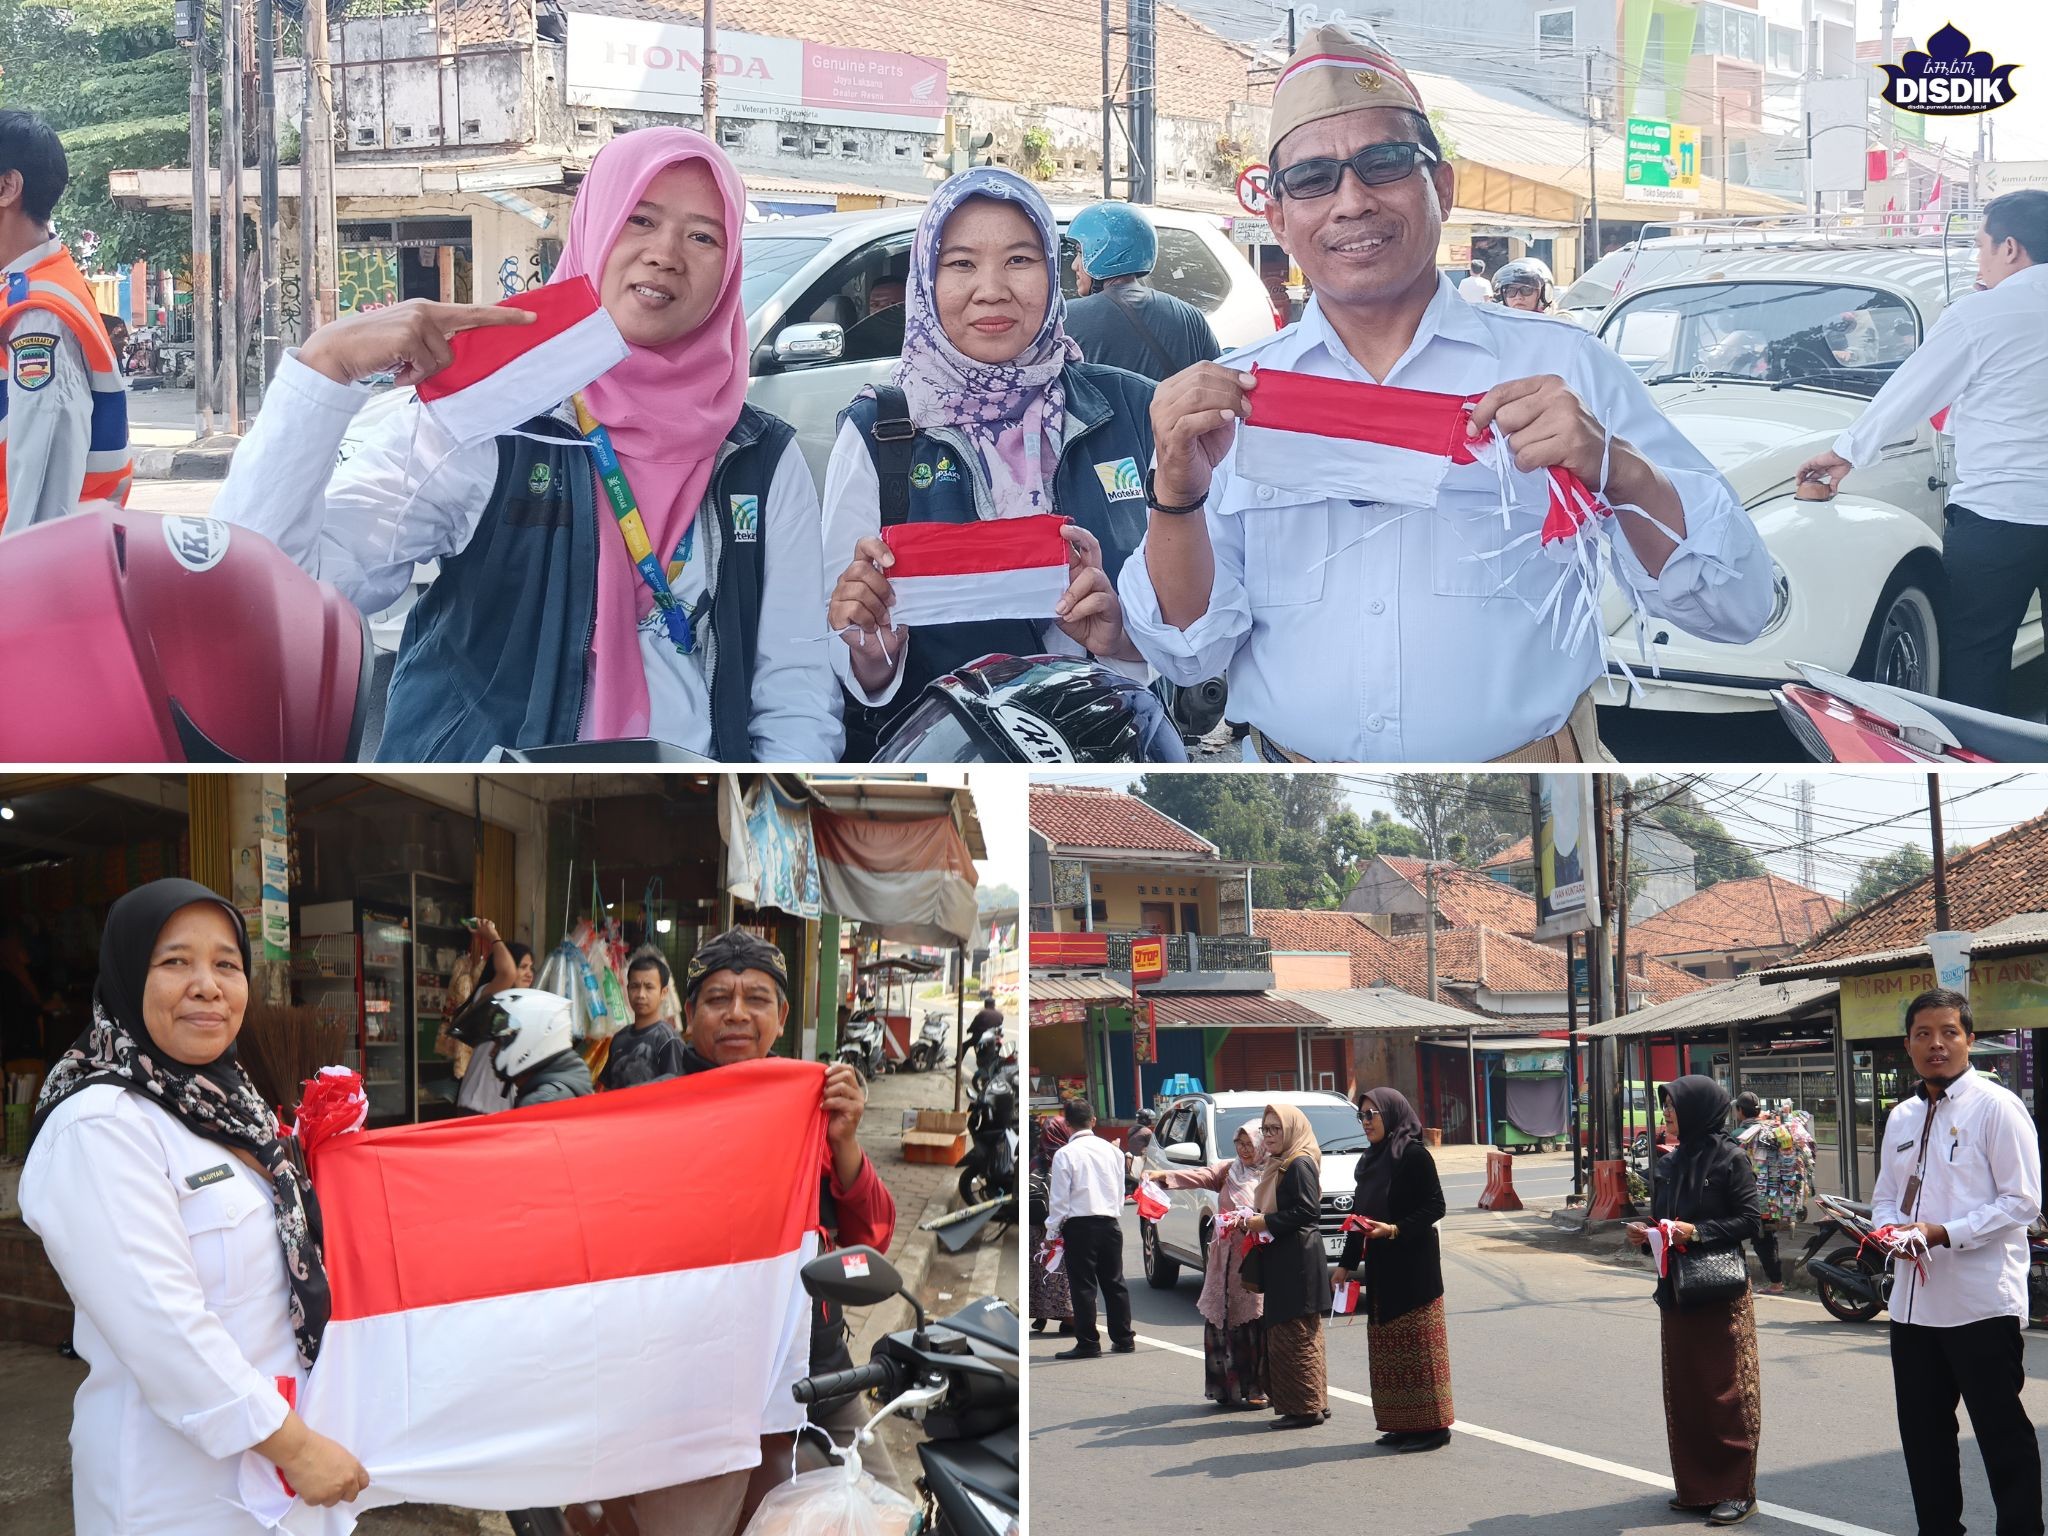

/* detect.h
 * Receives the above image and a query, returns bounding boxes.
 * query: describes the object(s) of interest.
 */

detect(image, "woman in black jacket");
[1334,1087,1453,1453]
[1628,1075,1764,1528]
[1244,1101,1332,1429]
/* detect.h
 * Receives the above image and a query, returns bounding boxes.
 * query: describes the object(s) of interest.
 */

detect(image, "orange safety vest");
[0,245,133,531]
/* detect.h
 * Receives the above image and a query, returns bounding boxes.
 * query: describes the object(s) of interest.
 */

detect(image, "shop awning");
[1147,992,1326,1029]
[1268,986,1484,1034]
[1759,916,2048,981]
[1029,974,1129,1002]
[1581,974,1839,1039]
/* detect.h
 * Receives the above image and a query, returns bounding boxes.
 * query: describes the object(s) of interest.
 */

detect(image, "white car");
[1592,242,2039,713]
[1136,1089,1365,1289]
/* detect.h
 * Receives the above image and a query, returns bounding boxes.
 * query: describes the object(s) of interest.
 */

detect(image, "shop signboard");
[1030,999,1092,1027]
[1625,116,1701,205]
[1131,999,1159,1064]
[566,13,947,135]
[1531,774,1600,941]
[1840,951,2048,1039]
[1129,936,1167,984]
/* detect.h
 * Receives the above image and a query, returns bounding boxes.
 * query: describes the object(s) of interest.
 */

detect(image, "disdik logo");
[1878,23,2020,116]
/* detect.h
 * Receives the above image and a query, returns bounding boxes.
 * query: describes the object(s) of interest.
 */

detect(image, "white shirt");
[19,1085,296,1535]
[1046,1128,1128,1236]
[1871,1068,2042,1328]
[1117,280,1774,761]
[819,417,1149,709]
[1458,274,1493,304]
[1835,263,2048,526]
[214,354,842,760]
[2,236,94,536]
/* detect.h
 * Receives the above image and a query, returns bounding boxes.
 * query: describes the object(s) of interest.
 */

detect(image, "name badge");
[185,1163,235,1191]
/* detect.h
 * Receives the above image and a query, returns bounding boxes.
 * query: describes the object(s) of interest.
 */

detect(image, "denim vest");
[377,404,794,762]
[840,362,1156,753]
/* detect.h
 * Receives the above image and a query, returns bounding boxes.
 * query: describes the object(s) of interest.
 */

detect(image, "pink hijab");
[550,127,749,740]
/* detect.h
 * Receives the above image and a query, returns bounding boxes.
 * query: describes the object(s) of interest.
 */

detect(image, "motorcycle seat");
[1831,1199,1874,1219]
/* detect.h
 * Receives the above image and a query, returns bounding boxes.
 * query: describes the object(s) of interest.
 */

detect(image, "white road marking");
[1127,1333,1894,1536]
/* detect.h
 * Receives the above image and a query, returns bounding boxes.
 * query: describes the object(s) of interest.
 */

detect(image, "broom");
[239,1001,351,1119]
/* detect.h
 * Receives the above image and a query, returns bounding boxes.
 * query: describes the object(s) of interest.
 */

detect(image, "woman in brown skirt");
[1030,1115,1074,1336]
[1144,1118,1268,1407]
[1335,1087,1453,1453]
[1244,1101,1331,1429]
[1630,1075,1764,1528]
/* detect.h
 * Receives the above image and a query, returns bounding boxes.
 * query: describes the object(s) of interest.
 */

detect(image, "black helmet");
[873,655,1189,764]
[1135,1109,1158,1127]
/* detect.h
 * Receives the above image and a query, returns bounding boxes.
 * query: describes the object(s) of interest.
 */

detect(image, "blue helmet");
[1067,202,1158,281]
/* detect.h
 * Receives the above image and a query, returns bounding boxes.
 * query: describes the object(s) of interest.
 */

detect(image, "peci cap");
[1270,23,1427,160]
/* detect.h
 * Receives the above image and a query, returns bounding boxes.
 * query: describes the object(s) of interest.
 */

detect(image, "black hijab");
[32,879,334,1368]
[1655,1073,1739,1220]
[1353,1086,1424,1222]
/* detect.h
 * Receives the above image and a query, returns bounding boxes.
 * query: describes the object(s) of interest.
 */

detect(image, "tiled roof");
[1795,813,2048,965]
[1629,875,1840,960]
[575,0,1265,122]
[1252,909,1399,989]
[1374,927,1707,1005]
[1481,837,1533,871]
[1029,786,1215,857]
[1376,856,1539,936]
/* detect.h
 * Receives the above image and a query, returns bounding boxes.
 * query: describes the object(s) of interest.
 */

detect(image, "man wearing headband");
[608,928,895,1536]
[1116,23,1772,763]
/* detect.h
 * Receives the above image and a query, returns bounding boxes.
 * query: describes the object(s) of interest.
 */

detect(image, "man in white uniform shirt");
[1871,989,2042,1536]
[1118,23,1773,763]
[1046,1098,1136,1361]
[1458,257,1491,304]
[1799,190,2048,716]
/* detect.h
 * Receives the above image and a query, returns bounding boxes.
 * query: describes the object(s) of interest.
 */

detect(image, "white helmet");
[486,988,576,1080]
[1492,257,1556,306]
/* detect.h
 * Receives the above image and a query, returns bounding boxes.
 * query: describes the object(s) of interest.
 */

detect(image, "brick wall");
[0,1221,73,1349]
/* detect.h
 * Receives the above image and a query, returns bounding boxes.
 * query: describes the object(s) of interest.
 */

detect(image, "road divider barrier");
[1477,1150,1523,1211]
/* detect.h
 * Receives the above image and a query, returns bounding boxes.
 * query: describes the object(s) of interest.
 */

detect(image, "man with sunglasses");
[1872,988,2041,1536]
[1115,23,1772,763]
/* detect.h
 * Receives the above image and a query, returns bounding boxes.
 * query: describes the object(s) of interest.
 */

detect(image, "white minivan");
[1136,1089,1366,1290]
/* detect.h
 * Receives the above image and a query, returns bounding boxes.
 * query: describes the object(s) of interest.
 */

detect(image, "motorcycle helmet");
[1491,256,1555,309]
[1135,1109,1158,1128]
[485,988,577,1081]
[1065,202,1158,282]
[873,655,1190,764]
[0,507,370,762]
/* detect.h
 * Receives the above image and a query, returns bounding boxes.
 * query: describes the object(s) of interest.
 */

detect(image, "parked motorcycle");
[968,1026,1008,1095]
[837,1009,891,1082]
[790,1245,1019,1536]
[908,1009,953,1073]
[959,1061,1019,1207]
[1799,1193,1893,1322]
[1773,664,2013,763]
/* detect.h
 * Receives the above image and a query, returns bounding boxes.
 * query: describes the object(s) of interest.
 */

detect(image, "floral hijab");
[1221,1119,1266,1213]
[890,166,1081,519]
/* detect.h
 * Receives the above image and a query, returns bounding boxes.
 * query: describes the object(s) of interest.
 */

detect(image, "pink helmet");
[0,507,369,762]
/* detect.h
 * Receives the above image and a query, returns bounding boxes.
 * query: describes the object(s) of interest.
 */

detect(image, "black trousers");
[1890,1316,2043,1536]
[1748,1229,1782,1285]
[1061,1214,1134,1351]
[1941,506,2048,714]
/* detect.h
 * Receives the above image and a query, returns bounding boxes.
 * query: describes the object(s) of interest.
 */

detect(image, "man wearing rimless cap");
[1116,22,1775,764]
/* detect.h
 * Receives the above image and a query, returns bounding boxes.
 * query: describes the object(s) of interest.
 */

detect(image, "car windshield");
[740,234,829,317]
[1601,280,1919,395]
[1231,1102,1368,1153]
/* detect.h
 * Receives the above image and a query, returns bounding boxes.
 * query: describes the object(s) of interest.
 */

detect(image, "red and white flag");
[812,805,980,949]
[237,1062,827,1534]
[1331,1279,1362,1316]
[881,513,1071,629]
[415,276,629,449]
[1133,1181,1171,1222]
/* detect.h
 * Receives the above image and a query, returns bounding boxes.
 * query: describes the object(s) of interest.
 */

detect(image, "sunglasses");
[1498,281,1542,298]
[1271,141,1438,201]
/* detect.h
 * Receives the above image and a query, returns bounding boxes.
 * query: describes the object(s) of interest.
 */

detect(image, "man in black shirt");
[598,948,686,1090]
[1062,201,1221,383]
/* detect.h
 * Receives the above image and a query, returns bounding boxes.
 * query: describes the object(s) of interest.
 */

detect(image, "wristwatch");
[1144,467,1206,517]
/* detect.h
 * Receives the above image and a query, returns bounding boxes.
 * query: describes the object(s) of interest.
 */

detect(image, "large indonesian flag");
[237,1062,827,1535]
[882,513,1071,628]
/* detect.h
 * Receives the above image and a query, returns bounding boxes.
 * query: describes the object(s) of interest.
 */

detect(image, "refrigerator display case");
[296,900,412,1128]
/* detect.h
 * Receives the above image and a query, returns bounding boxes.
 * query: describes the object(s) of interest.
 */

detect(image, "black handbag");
[1671,1242,1749,1308]
[1236,1240,1266,1295]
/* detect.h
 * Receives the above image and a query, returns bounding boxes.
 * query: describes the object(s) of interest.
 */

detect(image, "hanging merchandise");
[537,938,607,1041]
[1740,1111,1817,1228]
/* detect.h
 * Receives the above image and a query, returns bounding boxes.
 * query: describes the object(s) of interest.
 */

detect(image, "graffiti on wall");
[497,244,560,298]
[337,249,399,313]
[279,249,304,339]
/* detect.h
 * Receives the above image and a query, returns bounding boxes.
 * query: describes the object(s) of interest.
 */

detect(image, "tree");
[1632,778,1766,889]
[1386,774,1524,866]
[0,0,199,266]
[1845,842,1972,911]
[976,882,1019,913]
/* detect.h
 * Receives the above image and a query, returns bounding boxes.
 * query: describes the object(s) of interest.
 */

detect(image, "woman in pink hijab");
[210,127,838,763]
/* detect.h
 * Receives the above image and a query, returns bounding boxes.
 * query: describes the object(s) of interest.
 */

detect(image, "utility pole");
[1877,0,1898,214]
[1718,94,1728,217]
[256,0,281,386]
[300,0,339,336]
[186,14,215,437]
[1929,774,1951,932]
[219,0,245,433]
[700,0,718,139]
[1101,0,1112,197]
[1590,775,1618,1161]
[1584,52,1601,271]
[1129,0,1157,203]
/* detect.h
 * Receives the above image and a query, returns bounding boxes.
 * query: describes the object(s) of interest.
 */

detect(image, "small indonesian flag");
[1331,1279,1362,1316]
[1038,1237,1065,1274]
[236,1062,827,1534]
[414,276,629,449]
[1239,366,1611,547]
[882,513,1071,629]
[1646,1217,1685,1277]
[1133,1181,1171,1222]
[1931,405,1953,433]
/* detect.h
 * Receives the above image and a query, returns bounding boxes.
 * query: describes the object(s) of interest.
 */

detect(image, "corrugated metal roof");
[1760,920,2048,981]
[1027,974,1128,1002]
[1268,987,1487,1033]
[1149,993,1327,1028]
[1581,974,1839,1038]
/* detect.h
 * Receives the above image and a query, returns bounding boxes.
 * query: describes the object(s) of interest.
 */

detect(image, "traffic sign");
[1235,163,1272,216]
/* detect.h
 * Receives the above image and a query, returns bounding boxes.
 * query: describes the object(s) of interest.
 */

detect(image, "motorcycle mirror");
[801,1244,919,1316]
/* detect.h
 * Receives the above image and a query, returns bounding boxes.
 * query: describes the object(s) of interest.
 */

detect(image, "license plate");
[1323,1236,1346,1258]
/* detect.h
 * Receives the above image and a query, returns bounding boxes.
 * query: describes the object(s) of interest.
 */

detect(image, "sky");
[913,769,1028,901]
[1032,769,2048,902]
